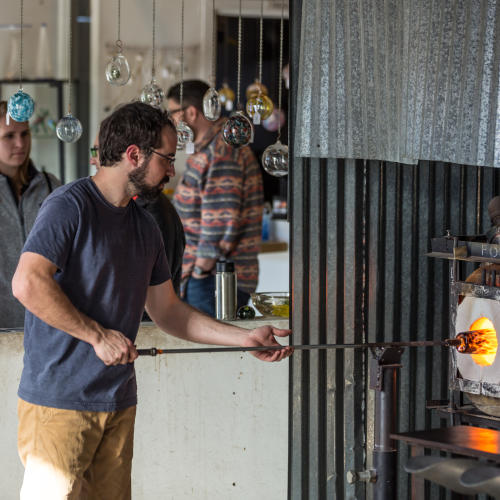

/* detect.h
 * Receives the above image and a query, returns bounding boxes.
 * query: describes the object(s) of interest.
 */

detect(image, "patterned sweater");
[173,119,263,295]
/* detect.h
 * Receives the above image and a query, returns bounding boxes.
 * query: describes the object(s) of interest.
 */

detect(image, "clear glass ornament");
[246,93,274,123]
[176,120,194,151]
[140,79,165,107]
[106,53,131,86]
[203,87,221,121]
[246,80,268,100]
[222,111,253,148]
[56,113,83,143]
[262,140,288,177]
[8,89,35,122]
[218,83,235,112]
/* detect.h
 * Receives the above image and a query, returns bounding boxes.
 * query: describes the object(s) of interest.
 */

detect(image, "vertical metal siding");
[289,158,500,499]
[290,3,500,498]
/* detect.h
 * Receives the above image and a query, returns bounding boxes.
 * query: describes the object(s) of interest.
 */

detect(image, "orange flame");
[468,318,498,366]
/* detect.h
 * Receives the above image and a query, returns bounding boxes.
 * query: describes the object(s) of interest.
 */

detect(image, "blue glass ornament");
[222,111,253,148]
[56,113,83,143]
[8,89,35,122]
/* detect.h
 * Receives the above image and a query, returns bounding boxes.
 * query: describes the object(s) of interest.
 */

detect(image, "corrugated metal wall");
[289,158,500,499]
[294,0,500,167]
[289,2,500,499]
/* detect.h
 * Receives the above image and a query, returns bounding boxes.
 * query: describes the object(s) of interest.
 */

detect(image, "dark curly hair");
[98,101,176,167]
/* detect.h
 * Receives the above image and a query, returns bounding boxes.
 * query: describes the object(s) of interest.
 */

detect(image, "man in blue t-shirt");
[12,101,292,500]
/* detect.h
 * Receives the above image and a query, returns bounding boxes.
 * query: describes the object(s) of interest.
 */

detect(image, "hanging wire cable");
[117,0,121,44]
[236,0,242,108]
[258,0,263,85]
[180,0,184,108]
[19,0,24,87]
[116,0,123,53]
[152,0,156,79]
[211,0,216,88]
[68,1,73,114]
[277,0,284,140]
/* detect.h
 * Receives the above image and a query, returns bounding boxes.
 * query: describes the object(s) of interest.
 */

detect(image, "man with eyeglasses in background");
[12,101,291,500]
[167,80,264,317]
[89,135,185,295]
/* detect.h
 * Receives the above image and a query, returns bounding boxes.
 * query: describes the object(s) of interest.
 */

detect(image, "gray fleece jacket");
[0,164,61,328]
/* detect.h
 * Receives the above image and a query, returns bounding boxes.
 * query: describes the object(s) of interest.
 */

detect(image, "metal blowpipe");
[137,335,474,356]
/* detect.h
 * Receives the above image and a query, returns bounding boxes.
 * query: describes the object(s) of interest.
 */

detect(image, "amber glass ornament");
[246,80,268,100]
[246,93,273,125]
[218,83,235,112]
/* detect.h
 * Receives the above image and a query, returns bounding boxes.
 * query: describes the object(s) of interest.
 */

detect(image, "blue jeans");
[184,275,250,317]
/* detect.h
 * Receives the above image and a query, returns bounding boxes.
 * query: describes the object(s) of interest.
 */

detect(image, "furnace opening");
[468,317,498,366]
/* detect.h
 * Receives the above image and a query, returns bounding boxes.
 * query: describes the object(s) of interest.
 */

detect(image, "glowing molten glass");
[456,317,498,366]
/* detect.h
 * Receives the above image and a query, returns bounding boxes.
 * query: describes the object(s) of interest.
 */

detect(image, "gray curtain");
[295,0,500,167]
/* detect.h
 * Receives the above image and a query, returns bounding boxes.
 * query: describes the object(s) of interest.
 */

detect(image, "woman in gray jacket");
[0,100,60,328]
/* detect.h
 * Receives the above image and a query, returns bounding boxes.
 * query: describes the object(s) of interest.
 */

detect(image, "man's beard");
[128,156,170,201]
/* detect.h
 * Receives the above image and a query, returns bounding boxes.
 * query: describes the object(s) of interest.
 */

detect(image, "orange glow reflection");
[469,318,498,366]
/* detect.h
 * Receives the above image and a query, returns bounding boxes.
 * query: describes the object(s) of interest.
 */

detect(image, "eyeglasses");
[150,149,175,166]
[90,146,99,158]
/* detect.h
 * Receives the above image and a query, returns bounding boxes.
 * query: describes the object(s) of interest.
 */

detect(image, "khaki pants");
[18,399,136,500]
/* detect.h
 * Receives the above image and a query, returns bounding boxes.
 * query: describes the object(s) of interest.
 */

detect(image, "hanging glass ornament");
[56,113,83,143]
[203,0,221,121]
[7,1,35,122]
[222,111,253,148]
[246,93,273,125]
[140,79,165,107]
[106,2,130,86]
[106,52,131,86]
[175,0,194,154]
[57,1,83,143]
[8,89,35,122]
[176,120,194,151]
[261,0,288,177]
[246,80,268,100]
[219,83,235,112]
[203,87,221,121]
[246,0,273,126]
[222,0,251,148]
[262,140,288,177]
[140,0,164,106]
[262,108,286,132]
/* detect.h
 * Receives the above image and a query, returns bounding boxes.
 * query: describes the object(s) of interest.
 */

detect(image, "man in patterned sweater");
[167,80,264,316]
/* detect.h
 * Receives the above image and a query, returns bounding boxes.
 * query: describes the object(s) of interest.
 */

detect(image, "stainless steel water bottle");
[215,259,237,320]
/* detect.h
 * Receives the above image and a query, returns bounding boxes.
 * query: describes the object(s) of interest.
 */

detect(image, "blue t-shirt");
[18,178,171,411]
